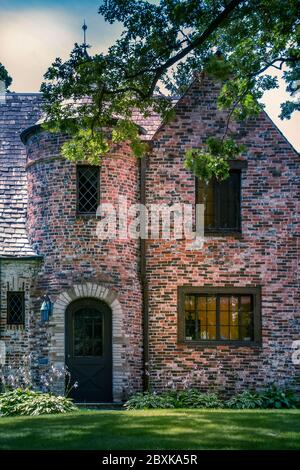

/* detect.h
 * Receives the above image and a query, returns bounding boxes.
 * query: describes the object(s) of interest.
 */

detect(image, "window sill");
[6,324,25,330]
[76,213,99,219]
[178,340,262,348]
[204,230,242,238]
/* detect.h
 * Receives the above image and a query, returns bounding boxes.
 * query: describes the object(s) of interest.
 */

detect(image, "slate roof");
[0,93,43,258]
[0,92,175,258]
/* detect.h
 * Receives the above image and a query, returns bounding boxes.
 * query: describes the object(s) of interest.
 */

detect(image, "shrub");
[124,386,299,411]
[124,390,223,410]
[259,386,299,409]
[169,390,223,409]
[225,391,263,409]
[0,389,77,417]
[124,392,175,410]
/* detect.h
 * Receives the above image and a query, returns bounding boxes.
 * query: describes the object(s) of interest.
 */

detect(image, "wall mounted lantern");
[40,294,53,322]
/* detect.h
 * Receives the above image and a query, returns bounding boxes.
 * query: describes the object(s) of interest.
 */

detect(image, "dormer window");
[196,169,241,232]
[77,165,100,215]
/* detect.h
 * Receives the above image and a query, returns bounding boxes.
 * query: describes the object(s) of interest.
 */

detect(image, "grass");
[0,409,300,450]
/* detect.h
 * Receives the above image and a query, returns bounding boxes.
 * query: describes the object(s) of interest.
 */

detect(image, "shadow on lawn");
[0,410,300,450]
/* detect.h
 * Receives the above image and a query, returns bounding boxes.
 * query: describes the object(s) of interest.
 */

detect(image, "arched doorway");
[65,298,112,403]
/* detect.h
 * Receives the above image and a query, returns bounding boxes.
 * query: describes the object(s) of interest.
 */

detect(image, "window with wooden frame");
[76,165,100,215]
[7,291,25,326]
[178,287,261,346]
[196,169,242,232]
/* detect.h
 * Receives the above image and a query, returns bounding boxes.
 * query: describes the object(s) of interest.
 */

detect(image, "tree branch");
[146,0,245,96]
[123,0,244,90]
[248,56,300,78]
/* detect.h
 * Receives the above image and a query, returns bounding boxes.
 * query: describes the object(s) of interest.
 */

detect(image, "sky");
[0,0,299,151]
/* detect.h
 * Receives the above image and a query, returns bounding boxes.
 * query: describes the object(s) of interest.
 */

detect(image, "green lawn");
[0,409,299,450]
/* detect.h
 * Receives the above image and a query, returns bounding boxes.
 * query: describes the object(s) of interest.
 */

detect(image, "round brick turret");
[22,126,143,401]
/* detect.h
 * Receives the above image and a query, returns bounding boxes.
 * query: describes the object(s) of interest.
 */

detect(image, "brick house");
[0,73,299,403]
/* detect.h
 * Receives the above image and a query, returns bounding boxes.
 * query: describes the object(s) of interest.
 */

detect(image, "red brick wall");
[145,74,300,394]
[21,74,300,397]
[26,132,143,396]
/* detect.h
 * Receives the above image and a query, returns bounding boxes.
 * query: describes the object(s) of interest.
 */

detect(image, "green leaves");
[124,386,299,410]
[218,78,262,121]
[0,389,77,417]
[61,129,110,165]
[40,0,300,179]
[124,390,223,410]
[0,63,12,89]
[112,120,149,157]
[225,391,264,409]
[204,54,232,81]
[184,137,245,181]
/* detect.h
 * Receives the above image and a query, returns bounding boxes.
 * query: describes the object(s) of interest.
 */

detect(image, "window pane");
[77,166,99,214]
[199,310,206,326]
[207,309,216,326]
[185,295,195,311]
[207,296,216,311]
[230,296,239,325]
[240,296,254,341]
[220,325,229,340]
[240,296,251,324]
[219,172,240,229]
[230,326,239,340]
[220,296,229,325]
[197,171,240,230]
[182,291,256,343]
[207,325,217,340]
[240,325,252,341]
[74,308,103,356]
[184,295,196,340]
[197,295,217,339]
[7,292,25,325]
[198,180,215,227]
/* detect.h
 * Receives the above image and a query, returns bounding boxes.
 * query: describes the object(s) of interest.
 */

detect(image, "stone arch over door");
[50,283,126,402]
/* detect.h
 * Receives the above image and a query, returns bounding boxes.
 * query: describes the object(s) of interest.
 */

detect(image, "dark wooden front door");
[65,298,112,403]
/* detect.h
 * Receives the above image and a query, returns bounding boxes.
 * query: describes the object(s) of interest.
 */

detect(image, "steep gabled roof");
[1,92,172,258]
[0,93,43,258]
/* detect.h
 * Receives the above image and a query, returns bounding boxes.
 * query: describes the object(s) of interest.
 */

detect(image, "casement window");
[7,291,25,326]
[76,165,100,215]
[178,287,261,346]
[196,169,241,232]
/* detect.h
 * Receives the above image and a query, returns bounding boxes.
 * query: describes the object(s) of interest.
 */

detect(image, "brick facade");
[0,75,299,400]
[25,132,143,401]
[145,74,300,394]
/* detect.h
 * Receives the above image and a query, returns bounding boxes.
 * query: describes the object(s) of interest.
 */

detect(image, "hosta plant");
[0,389,77,417]
[225,391,264,409]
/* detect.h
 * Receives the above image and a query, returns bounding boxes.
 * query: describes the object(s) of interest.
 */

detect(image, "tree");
[41,0,300,180]
[0,62,12,90]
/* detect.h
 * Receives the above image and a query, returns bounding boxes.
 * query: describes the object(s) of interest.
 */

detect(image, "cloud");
[0,4,298,151]
[0,5,121,92]
[0,9,79,92]
[261,70,300,152]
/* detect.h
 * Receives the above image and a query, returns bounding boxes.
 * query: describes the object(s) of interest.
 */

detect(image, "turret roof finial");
[82,20,88,54]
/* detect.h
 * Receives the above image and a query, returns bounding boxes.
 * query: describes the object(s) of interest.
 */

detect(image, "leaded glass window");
[7,291,25,325]
[77,165,100,215]
[197,170,241,231]
[178,287,261,344]
[73,308,103,357]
